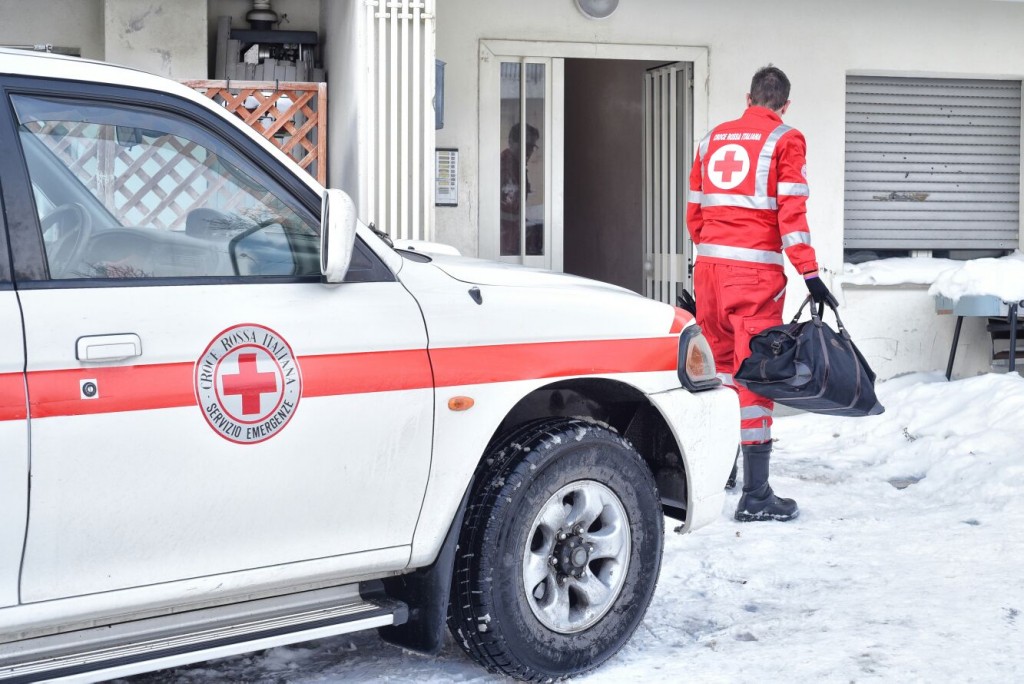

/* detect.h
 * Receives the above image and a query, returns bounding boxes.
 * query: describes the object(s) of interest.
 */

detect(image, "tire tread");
[447,418,660,681]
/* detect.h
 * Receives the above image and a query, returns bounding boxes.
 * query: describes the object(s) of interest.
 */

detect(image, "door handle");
[76,333,143,362]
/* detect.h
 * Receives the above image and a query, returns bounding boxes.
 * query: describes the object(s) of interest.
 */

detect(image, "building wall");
[104,0,207,78]
[838,285,992,381]
[435,0,1024,377]
[0,0,104,59]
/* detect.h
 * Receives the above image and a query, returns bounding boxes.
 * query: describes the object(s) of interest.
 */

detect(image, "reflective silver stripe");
[741,426,771,443]
[701,193,777,210]
[778,182,809,196]
[688,191,703,204]
[717,372,735,387]
[756,124,791,198]
[740,406,773,420]
[773,285,786,302]
[782,231,812,248]
[697,243,785,266]
[698,133,712,182]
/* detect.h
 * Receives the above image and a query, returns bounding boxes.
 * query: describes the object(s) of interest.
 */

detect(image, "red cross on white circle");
[222,352,279,416]
[707,144,750,190]
[216,346,284,424]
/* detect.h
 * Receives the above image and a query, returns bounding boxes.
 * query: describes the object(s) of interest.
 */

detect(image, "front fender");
[647,385,739,533]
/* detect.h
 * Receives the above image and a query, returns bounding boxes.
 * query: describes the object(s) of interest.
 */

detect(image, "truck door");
[0,191,27,609]
[0,80,433,602]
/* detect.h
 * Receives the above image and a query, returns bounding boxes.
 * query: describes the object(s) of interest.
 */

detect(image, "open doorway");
[563,59,664,293]
[478,41,706,294]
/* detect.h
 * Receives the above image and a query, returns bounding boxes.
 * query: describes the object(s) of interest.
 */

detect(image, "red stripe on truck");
[431,337,678,387]
[10,336,678,421]
[0,372,28,421]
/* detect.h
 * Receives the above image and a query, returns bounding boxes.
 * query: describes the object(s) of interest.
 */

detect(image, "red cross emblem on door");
[707,144,750,190]
[195,323,303,444]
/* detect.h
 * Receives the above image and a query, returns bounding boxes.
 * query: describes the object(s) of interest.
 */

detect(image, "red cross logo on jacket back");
[715,150,746,183]
[707,144,750,190]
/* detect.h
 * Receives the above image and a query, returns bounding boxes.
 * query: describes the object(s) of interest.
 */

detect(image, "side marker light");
[448,396,475,411]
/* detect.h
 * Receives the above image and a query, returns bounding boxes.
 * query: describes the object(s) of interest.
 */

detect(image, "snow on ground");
[122,372,1024,683]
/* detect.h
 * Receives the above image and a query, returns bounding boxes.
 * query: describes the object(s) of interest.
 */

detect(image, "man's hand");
[804,272,838,307]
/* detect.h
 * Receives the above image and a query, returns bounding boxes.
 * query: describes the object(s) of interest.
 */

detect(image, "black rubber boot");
[734,442,799,522]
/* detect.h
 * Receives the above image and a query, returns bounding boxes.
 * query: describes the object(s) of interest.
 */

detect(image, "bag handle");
[792,295,851,337]
[790,296,818,324]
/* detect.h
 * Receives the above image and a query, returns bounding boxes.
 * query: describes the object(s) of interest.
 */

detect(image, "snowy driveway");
[122,372,1023,683]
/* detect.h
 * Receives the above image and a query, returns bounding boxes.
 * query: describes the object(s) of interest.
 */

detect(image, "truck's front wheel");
[448,418,664,681]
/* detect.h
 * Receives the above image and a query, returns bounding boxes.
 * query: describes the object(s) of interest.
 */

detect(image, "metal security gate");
[643,62,694,304]
[363,0,436,241]
[845,75,1021,252]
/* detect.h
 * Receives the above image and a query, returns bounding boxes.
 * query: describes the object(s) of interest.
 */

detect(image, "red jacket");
[686,106,818,275]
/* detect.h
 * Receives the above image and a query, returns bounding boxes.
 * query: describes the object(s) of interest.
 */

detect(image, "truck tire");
[448,418,663,681]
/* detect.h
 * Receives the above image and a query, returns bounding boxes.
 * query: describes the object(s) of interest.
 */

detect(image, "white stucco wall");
[434,0,1024,377]
[838,285,993,381]
[0,0,104,59]
[104,0,207,78]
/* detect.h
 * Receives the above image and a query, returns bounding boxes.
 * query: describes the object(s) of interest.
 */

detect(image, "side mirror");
[320,189,357,283]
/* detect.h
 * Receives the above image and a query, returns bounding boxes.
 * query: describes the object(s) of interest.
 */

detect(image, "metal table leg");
[946,315,964,380]
[1010,303,1019,374]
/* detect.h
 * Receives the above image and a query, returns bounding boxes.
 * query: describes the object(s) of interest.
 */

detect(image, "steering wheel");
[40,203,92,278]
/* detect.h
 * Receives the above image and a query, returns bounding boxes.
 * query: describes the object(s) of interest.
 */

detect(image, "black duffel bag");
[734,296,884,417]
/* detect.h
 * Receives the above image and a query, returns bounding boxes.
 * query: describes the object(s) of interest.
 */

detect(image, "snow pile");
[123,373,1024,683]
[928,250,1024,304]
[838,256,961,287]
[839,251,1024,305]
[592,371,1024,682]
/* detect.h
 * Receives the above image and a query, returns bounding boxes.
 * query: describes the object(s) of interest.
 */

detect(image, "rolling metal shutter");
[845,76,1021,250]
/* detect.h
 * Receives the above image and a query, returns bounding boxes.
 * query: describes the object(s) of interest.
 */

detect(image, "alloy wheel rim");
[521,480,631,633]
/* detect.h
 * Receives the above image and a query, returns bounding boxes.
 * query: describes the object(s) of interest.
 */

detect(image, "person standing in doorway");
[500,122,540,256]
[686,65,837,522]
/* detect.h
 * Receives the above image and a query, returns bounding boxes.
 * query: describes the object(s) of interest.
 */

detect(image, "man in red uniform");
[686,65,836,522]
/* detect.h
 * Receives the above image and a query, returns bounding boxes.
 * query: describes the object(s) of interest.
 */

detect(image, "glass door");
[481,55,563,270]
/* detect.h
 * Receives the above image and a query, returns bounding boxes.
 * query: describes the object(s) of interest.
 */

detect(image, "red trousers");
[694,261,787,445]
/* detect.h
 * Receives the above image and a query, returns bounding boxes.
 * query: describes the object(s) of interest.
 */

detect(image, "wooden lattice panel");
[24,120,277,231]
[182,80,328,186]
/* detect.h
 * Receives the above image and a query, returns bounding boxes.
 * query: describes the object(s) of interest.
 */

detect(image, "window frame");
[0,75,393,287]
[0,174,11,284]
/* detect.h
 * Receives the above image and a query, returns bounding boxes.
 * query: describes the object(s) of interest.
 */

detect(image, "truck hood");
[392,253,688,353]
[427,255,632,294]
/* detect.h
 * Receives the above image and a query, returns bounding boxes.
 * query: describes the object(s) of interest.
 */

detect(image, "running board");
[0,582,407,683]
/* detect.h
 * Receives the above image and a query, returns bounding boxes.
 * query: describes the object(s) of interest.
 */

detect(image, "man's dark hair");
[508,122,540,147]
[749,65,791,111]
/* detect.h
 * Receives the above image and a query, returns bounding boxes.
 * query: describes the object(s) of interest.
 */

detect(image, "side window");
[10,94,320,280]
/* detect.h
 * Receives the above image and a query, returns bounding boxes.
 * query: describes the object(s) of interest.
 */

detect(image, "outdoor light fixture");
[246,0,278,30]
[574,0,619,19]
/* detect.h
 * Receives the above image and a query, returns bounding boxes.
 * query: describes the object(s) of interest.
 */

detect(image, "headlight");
[677,325,721,391]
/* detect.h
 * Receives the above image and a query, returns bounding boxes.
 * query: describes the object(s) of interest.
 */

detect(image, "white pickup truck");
[0,49,738,682]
